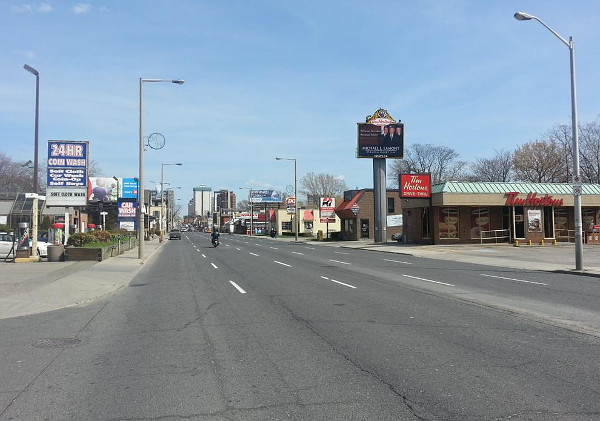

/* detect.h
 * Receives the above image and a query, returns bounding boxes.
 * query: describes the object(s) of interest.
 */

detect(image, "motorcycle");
[270,229,276,238]
[211,237,219,247]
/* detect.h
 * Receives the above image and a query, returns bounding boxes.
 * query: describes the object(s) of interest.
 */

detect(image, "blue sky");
[2,0,600,206]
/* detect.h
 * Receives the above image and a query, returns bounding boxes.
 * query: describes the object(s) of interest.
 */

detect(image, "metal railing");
[479,228,510,244]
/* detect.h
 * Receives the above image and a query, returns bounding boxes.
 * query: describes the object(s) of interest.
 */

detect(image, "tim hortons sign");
[400,174,431,198]
[504,192,564,207]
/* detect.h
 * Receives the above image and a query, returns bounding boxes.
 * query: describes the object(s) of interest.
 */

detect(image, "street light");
[514,11,583,271]
[138,78,184,259]
[239,187,254,236]
[161,162,182,241]
[23,64,39,194]
[276,157,298,242]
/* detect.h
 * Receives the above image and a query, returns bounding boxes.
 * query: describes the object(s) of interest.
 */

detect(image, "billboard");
[119,178,139,199]
[400,174,431,198]
[88,177,118,203]
[46,140,89,206]
[357,123,404,159]
[250,190,282,203]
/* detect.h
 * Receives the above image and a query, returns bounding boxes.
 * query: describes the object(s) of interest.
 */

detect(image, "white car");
[0,232,48,259]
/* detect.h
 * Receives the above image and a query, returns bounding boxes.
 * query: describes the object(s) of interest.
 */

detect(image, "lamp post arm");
[530,16,570,48]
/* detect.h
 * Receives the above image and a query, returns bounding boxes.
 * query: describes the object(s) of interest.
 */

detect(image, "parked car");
[0,232,48,258]
[169,229,181,240]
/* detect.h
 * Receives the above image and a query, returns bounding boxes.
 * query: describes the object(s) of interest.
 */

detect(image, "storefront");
[402,181,600,244]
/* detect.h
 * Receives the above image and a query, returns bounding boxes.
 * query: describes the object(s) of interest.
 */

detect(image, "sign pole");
[373,158,387,243]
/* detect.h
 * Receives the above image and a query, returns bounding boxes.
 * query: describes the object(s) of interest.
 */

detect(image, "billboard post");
[357,109,402,243]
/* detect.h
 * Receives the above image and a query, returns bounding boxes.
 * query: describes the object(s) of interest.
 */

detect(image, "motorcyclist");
[211,229,220,245]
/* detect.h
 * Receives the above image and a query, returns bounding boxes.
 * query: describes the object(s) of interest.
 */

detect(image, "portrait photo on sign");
[357,123,404,158]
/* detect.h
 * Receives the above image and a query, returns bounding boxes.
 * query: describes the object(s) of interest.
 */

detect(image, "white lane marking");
[305,246,315,250]
[229,281,246,294]
[335,251,350,255]
[274,260,291,267]
[255,243,261,246]
[382,258,413,265]
[270,246,279,250]
[330,259,351,265]
[201,254,206,258]
[211,263,218,269]
[291,251,304,255]
[249,252,260,256]
[402,274,454,287]
[236,247,242,251]
[226,244,230,247]
[480,273,547,286]
[244,241,249,244]
[320,276,356,289]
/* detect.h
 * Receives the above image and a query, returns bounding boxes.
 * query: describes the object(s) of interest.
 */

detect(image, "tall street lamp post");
[138,78,184,259]
[276,157,298,242]
[160,162,182,242]
[514,11,583,271]
[24,64,40,258]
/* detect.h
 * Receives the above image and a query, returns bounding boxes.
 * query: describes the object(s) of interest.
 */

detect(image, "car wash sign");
[46,140,89,206]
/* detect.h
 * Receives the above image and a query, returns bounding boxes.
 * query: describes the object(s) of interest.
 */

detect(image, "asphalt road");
[1,232,599,420]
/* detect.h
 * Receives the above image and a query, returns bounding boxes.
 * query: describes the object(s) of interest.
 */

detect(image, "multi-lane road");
[1,232,599,420]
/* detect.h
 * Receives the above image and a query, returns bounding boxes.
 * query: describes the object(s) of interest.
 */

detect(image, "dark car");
[169,229,181,240]
[391,233,404,242]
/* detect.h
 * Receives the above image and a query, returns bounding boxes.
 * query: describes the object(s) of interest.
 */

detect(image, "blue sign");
[250,190,282,203]
[47,141,88,187]
[119,178,139,199]
[117,200,137,218]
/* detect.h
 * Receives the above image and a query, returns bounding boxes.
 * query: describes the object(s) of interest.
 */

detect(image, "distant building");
[193,186,212,217]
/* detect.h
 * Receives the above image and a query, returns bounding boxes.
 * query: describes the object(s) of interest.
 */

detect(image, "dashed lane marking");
[211,263,218,269]
[330,259,351,265]
[402,274,454,287]
[382,258,413,265]
[229,281,246,294]
[320,276,356,289]
[480,273,547,286]
[249,252,260,256]
[274,261,291,267]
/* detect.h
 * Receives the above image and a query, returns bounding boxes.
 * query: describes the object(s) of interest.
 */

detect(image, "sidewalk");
[332,240,600,277]
[0,238,164,320]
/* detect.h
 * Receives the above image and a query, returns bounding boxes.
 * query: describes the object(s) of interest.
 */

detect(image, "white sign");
[45,187,88,206]
[387,214,403,227]
[320,197,336,218]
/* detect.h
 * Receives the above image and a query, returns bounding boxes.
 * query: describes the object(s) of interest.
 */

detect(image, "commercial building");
[401,181,600,244]
[335,189,403,241]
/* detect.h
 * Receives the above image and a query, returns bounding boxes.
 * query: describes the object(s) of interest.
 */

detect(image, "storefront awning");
[303,210,314,221]
[335,191,363,219]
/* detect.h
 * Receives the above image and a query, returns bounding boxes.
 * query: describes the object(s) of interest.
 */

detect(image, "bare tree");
[578,120,600,183]
[469,149,514,182]
[389,143,465,185]
[513,139,566,183]
[0,153,33,192]
[299,172,347,206]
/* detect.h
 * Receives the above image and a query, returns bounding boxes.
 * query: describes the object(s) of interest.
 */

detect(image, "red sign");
[504,192,564,207]
[400,174,431,198]
[320,218,336,223]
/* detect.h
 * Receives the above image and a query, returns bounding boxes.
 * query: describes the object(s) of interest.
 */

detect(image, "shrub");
[67,233,96,247]
[92,230,113,243]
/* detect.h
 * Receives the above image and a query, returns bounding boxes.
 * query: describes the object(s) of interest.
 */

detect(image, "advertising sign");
[319,197,336,218]
[387,214,403,227]
[118,201,137,218]
[250,190,282,203]
[528,209,542,232]
[400,174,431,198]
[119,221,136,231]
[357,123,404,159]
[88,177,118,203]
[46,140,89,206]
[119,178,139,199]
[285,197,295,214]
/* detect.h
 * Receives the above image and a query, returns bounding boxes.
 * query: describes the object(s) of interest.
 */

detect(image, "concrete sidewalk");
[0,238,164,320]
[330,240,600,277]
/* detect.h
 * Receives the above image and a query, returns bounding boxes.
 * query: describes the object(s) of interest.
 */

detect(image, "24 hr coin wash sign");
[46,140,89,206]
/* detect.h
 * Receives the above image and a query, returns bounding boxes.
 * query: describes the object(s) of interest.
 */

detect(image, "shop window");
[387,197,395,214]
[439,207,459,239]
[421,208,430,239]
[470,207,490,239]
[543,207,554,238]
[282,221,292,231]
[304,222,313,231]
[582,208,596,231]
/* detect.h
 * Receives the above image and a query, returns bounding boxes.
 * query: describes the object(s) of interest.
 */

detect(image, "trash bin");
[47,244,65,262]
[317,230,324,241]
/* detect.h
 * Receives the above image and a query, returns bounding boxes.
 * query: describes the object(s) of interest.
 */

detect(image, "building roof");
[335,191,364,219]
[432,181,600,195]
